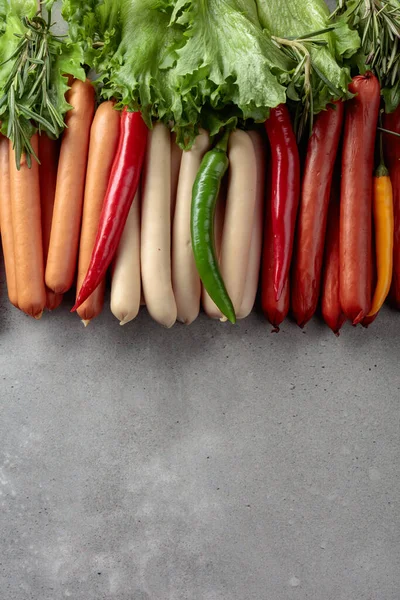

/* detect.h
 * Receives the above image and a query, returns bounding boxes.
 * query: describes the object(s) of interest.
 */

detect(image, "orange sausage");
[76,101,121,325]
[9,135,46,318]
[0,134,18,307]
[38,134,63,311]
[45,79,95,294]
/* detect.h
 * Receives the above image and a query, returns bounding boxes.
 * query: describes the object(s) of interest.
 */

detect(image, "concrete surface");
[1,1,399,598]
[1,274,400,600]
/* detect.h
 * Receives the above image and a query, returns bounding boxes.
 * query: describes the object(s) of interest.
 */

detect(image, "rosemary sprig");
[378,125,400,136]
[272,31,343,141]
[331,0,400,90]
[0,12,66,169]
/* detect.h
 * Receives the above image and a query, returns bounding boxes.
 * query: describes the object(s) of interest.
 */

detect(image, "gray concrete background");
[1,277,400,600]
[1,1,400,599]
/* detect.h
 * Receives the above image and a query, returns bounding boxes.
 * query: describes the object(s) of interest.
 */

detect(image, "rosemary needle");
[0,12,66,169]
[272,32,344,141]
[332,0,400,91]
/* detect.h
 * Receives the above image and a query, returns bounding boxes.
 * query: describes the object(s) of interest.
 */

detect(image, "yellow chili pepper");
[367,163,394,317]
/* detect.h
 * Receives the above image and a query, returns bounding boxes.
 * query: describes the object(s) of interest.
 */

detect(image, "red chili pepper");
[262,163,290,332]
[264,104,300,302]
[383,106,400,309]
[292,101,344,328]
[72,108,148,312]
[339,72,380,325]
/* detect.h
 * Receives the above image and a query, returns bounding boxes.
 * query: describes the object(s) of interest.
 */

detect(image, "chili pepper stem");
[375,163,389,178]
[377,116,390,178]
[215,129,230,153]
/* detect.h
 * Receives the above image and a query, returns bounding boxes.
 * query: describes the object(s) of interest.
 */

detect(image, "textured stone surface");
[1,279,400,599]
[1,1,399,598]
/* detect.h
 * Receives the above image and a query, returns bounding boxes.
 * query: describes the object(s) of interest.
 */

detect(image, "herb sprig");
[331,0,400,110]
[0,11,66,169]
[272,28,344,140]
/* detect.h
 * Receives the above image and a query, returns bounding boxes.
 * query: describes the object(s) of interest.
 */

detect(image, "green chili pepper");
[191,131,236,324]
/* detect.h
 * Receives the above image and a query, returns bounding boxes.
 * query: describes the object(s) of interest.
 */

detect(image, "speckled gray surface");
[1,275,400,600]
[1,1,400,598]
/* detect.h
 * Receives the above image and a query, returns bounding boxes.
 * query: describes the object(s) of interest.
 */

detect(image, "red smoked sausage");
[292,101,344,327]
[322,185,346,336]
[340,72,380,324]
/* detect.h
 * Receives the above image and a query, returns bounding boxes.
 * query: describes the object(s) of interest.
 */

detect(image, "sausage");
[172,130,210,324]
[322,185,346,335]
[76,101,120,325]
[237,130,266,320]
[38,134,63,311]
[340,72,380,324]
[218,130,258,317]
[111,191,141,325]
[170,132,182,220]
[292,101,344,327]
[45,79,95,294]
[9,135,46,318]
[141,123,177,327]
[361,246,377,328]
[0,134,18,307]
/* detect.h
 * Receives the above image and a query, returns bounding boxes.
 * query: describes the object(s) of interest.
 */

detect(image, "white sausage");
[170,132,182,220]
[219,130,257,317]
[237,131,266,319]
[111,191,141,326]
[141,123,177,328]
[172,130,210,324]
[201,180,227,319]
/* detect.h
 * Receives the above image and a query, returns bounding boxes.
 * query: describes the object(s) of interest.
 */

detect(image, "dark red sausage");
[361,254,377,328]
[264,104,300,301]
[321,188,346,335]
[340,72,380,324]
[292,101,344,327]
[383,107,400,309]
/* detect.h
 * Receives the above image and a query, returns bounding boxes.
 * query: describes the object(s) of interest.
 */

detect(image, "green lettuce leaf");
[63,0,293,146]
[331,21,361,61]
[255,0,360,114]
[169,0,291,137]
[62,0,121,65]
[63,1,183,124]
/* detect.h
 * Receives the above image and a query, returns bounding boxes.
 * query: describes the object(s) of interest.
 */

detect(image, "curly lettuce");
[63,0,293,146]
[169,0,292,138]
